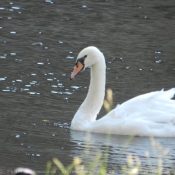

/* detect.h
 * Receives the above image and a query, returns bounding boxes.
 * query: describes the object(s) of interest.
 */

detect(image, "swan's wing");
[107,88,175,121]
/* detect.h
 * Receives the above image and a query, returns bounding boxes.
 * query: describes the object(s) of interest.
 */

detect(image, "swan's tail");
[158,88,175,99]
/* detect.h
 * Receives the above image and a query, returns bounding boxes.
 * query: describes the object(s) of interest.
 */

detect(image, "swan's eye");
[76,56,85,65]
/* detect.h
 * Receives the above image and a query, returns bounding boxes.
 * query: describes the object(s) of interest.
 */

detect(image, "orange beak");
[70,62,84,80]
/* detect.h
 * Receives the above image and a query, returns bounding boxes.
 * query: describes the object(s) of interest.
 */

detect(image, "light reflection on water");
[0,0,175,174]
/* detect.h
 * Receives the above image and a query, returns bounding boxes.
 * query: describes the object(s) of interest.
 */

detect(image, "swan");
[70,46,175,137]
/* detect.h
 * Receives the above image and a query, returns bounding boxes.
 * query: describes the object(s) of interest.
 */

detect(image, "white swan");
[70,46,175,137]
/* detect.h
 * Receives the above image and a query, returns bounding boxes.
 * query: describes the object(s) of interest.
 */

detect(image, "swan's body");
[70,46,175,137]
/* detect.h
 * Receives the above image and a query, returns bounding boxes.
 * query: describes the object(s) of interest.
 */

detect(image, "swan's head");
[70,46,102,80]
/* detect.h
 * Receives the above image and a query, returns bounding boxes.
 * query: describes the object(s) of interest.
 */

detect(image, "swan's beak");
[70,62,84,80]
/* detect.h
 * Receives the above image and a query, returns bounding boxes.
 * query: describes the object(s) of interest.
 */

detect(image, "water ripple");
[71,86,80,89]
[27,92,40,95]
[51,91,58,94]
[0,56,6,59]
[11,7,21,10]
[25,85,32,87]
[66,56,74,59]
[16,79,23,82]
[10,31,16,34]
[155,60,162,63]
[0,7,5,10]
[15,134,20,138]
[47,78,53,81]
[2,89,10,92]
[37,62,44,65]
[155,51,162,54]
[32,42,43,46]
[0,78,6,81]
[63,92,72,95]
[21,88,30,91]
[48,72,54,75]
[31,73,36,76]
[51,85,58,88]
[45,0,54,4]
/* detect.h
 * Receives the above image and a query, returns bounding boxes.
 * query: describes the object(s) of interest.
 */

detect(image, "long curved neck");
[82,59,106,118]
[72,55,106,125]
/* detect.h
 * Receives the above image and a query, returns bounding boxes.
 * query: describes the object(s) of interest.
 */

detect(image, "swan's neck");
[71,56,106,128]
[82,61,106,118]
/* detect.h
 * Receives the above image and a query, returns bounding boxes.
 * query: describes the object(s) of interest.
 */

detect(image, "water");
[0,0,175,174]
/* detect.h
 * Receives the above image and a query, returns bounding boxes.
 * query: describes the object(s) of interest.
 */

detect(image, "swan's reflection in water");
[70,130,175,174]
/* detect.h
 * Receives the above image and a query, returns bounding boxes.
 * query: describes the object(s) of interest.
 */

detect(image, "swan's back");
[115,88,175,121]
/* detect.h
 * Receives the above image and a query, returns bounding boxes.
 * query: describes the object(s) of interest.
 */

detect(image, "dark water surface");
[0,0,175,174]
